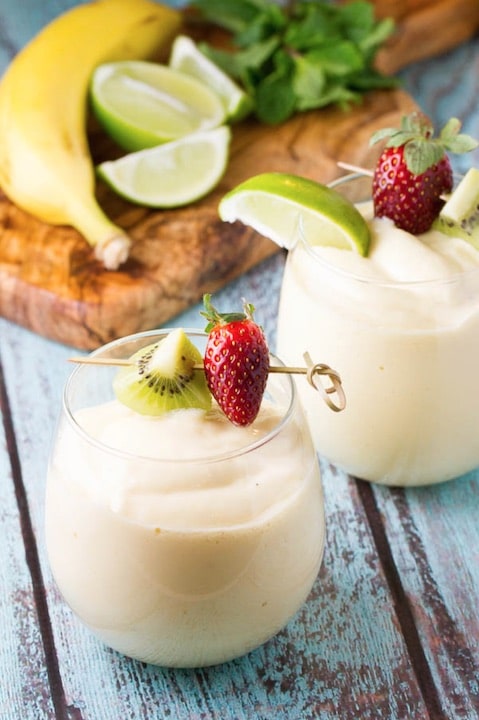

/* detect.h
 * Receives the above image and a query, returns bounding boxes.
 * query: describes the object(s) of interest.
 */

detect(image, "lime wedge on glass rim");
[97,126,231,208]
[90,60,226,152]
[218,173,371,255]
[169,35,254,122]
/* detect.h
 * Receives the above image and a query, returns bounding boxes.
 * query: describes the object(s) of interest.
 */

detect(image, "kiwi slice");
[433,168,479,249]
[113,328,211,416]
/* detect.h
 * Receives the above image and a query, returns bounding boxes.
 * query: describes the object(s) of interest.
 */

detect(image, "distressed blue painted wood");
[1,2,479,719]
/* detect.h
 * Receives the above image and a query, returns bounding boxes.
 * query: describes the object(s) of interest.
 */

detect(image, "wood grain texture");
[372,478,479,719]
[0,356,56,719]
[375,0,479,74]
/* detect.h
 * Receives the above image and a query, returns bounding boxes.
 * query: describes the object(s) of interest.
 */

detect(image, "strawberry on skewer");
[202,294,270,427]
[370,112,477,234]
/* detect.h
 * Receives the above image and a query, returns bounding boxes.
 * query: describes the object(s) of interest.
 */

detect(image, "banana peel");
[0,0,181,270]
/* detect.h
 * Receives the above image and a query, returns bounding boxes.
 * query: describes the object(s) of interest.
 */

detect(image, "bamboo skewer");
[69,352,346,412]
[337,161,373,176]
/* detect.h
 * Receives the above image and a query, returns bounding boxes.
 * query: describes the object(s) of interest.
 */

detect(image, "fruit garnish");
[218,172,370,255]
[201,294,270,427]
[169,35,254,123]
[0,0,181,270]
[72,345,346,415]
[112,328,212,416]
[97,127,231,208]
[432,167,479,249]
[70,308,347,417]
[370,113,478,234]
[90,60,226,152]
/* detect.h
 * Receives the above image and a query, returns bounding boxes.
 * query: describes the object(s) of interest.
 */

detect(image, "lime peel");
[219,172,371,256]
[90,60,226,152]
[97,126,231,208]
[169,34,253,122]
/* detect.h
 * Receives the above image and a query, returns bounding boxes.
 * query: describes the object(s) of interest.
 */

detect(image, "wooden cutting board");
[1,2,478,350]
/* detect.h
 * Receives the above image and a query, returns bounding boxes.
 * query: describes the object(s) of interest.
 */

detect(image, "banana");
[0,0,181,269]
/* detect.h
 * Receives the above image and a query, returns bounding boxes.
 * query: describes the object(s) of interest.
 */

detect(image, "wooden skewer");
[68,353,346,412]
[337,161,373,176]
[335,161,451,201]
[69,356,132,366]
[69,355,332,378]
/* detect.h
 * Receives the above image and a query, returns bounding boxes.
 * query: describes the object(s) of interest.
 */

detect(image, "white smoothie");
[277,204,479,486]
[46,397,323,667]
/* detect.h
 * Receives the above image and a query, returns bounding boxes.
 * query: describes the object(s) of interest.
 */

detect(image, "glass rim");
[62,328,298,465]
[295,171,479,289]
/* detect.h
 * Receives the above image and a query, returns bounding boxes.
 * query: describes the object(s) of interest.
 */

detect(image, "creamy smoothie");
[277,198,479,486]
[45,342,323,667]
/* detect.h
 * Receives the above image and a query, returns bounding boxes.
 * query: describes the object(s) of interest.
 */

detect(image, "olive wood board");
[10,0,479,348]
[0,85,420,350]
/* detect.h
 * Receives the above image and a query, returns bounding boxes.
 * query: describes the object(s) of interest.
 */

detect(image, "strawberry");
[202,294,269,427]
[370,113,478,234]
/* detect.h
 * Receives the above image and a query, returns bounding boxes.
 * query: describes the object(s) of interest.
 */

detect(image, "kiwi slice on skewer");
[433,168,479,249]
[113,328,211,416]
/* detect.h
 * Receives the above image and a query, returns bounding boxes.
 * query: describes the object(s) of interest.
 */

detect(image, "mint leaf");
[190,0,269,33]
[306,41,365,77]
[349,69,400,91]
[358,17,395,57]
[284,4,342,51]
[235,4,286,47]
[256,71,296,124]
[192,0,397,124]
[292,56,326,111]
[197,43,244,80]
[312,82,361,110]
[198,35,281,87]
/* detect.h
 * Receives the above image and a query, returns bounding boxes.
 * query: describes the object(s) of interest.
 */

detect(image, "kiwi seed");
[433,167,479,249]
[113,329,212,416]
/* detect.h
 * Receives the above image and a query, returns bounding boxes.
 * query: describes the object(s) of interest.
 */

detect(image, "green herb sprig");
[190,0,397,124]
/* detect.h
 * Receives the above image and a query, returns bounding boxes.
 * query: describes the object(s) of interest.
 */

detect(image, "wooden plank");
[0,334,56,720]
[370,477,479,718]
[378,44,479,716]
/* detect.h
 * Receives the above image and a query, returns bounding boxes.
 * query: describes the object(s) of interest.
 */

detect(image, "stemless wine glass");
[277,173,479,487]
[45,330,324,668]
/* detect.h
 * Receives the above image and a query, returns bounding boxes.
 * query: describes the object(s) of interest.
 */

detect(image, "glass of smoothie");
[276,173,479,487]
[45,329,324,668]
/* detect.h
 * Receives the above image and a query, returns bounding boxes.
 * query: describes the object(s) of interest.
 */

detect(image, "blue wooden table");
[1,3,479,719]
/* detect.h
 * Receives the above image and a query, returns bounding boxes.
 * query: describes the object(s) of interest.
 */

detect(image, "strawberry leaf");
[371,112,478,173]
[449,134,479,153]
[404,140,445,175]
[201,293,254,332]
[439,116,462,141]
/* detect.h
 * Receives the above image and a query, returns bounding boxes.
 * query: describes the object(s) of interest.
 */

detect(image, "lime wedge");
[219,173,371,255]
[169,35,253,122]
[90,60,226,152]
[97,126,231,208]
